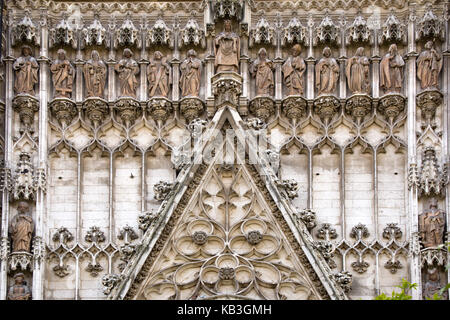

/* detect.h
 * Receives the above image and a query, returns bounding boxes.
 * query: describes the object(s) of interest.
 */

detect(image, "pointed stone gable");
[107,107,348,300]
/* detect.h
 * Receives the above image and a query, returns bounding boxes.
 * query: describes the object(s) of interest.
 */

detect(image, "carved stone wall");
[0,0,448,300]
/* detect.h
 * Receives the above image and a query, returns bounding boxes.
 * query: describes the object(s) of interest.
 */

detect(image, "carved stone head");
[21,45,32,57]
[424,40,434,50]
[258,47,267,60]
[292,44,301,56]
[356,47,365,56]
[123,48,133,59]
[187,49,197,58]
[57,48,66,60]
[429,197,438,209]
[91,50,100,61]
[17,201,30,215]
[389,43,398,55]
[13,273,26,285]
[153,51,163,60]
[323,46,331,58]
[224,19,232,32]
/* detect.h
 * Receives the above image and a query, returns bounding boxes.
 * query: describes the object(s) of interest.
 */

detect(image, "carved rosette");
[212,72,243,107]
[345,94,372,125]
[114,97,141,128]
[8,252,33,272]
[179,19,205,48]
[180,97,205,122]
[416,89,443,127]
[282,96,307,124]
[12,94,39,133]
[12,12,40,46]
[313,95,340,125]
[82,97,109,128]
[147,97,173,123]
[249,96,275,122]
[49,16,77,49]
[377,93,406,124]
[49,97,77,129]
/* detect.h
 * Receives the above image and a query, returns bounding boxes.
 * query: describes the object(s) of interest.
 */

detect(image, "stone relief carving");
[115,48,139,98]
[379,12,407,44]
[377,94,406,124]
[146,17,174,48]
[282,15,307,46]
[214,19,240,73]
[114,97,141,128]
[419,198,446,249]
[114,15,141,48]
[333,271,352,293]
[83,50,107,98]
[418,147,448,197]
[417,89,443,128]
[417,41,442,90]
[293,208,317,231]
[12,11,40,46]
[179,18,205,48]
[10,201,34,253]
[12,153,36,201]
[213,0,242,21]
[50,49,75,99]
[345,13,372,44]
[49,15,77,48]
[423,266,448,299]
[211,72,243,107]
[346,47,370,94]
[85,226,106,243]
[416,8,445,41]
[380,44,405,94]
[275,179,299,199]
[249,96,275,121]
[138,210,158,232]
[315,47,339,96]
[148,51,171,98]
[12,94,39,133]
[282,44,306,96]
[313,13,340,46]
[49,98,77,129]
[153,181,174,201]
[13,45,39,95]
[250,48,274,96]
[180,97,205,122]
[102,274,123,295]
[250,16,276,47]
[7,273,31,300]
[118,225,139,272]
[81,14,107,48]
[180,49,202,98]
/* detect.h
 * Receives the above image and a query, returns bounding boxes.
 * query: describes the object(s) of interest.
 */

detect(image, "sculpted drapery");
[214,19,240,73]
[250,48,274,96]
[346,47,370,94]
[7,273,31,300]
[315,47,339,95]
[115,48,139,98]
[180,49,202,97]
[418,198,445,248]
[380,44,405,93]
[50,49,75,98]
[83,50,107,98]
[10,201,34,253]
[148,51,171,98]
[13,45,39,95]
[282,44,306,96]
[417,41,442,90]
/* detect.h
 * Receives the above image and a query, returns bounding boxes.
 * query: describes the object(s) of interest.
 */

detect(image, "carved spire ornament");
[418,147,448,197]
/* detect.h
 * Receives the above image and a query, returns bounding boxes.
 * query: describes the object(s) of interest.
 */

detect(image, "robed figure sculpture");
[13,45,39,95]
[250,48,274,96]
[315,47,339,95]
[10,201,34,253]
[346,47,370,94]
[83,50,107,98]
[148,51,172,98]
[115,48,139,98]
[417,41,442,90]
[282,44,306,96]
[50,49,75,98]
[418,198,446,248]
[214,19,240,73]
[180,49,202,97]
[380,44,405,93]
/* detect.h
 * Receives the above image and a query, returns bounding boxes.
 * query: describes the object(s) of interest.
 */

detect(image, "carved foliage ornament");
[12,11,40,46]
[250,17,276,47]
[49,16,77,49]
[50,98,77,129]
[153,181,174,201]
[12,94,39,133]
[249,96,275,122]
[377,94,406,124]
[179,19,205,48]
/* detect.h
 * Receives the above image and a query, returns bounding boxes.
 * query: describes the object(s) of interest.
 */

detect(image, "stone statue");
[115,48,139,98]
[7,273,31,300]
[418,198,445,248]
[50,49,75,98]
[282,44,306,96]
[250,48,274,96]
[315,47,339,95]
[13,45,39,95]
[346,47,370,94]
[83,50,107,98]
[10,201,34,253]
[423,267,448,299]
[214,19,240,73]
[417,41,442,90]
[180,49,202,98]
[380,43,405,93]
[148,51,171,98]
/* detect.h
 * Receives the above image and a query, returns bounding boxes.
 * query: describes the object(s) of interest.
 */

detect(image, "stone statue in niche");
[7,273,31,300]
[148,51,171,98]
[83,50,107,98]
[418,198,446,248]
[10,201,34,253]
[346,47,370,94]
[250,48,274,96]
[423,267,448,299]
[13,45,39,95]
[417,41,442,90]
[380,43,405,94]
[282,44,306,96]
[315,47,339,95]
[180,49,202,98]
[214,19,240,73]
[115,48,139,98]
[50,49,75,98]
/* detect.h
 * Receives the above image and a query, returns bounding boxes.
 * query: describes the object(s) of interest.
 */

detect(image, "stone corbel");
[12,94,40,134]
[82,97,109,129]
[282,96,307,126]
[180,97,205,123]
[211,72,243,112]
[249,96,275,122]
[344,94,373,125]
[377,93,406,125]
[49,97,77,129]
[113,97,141,128]
[313,95,340,126]
[147,97,173,126]
[416,89,443,129]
